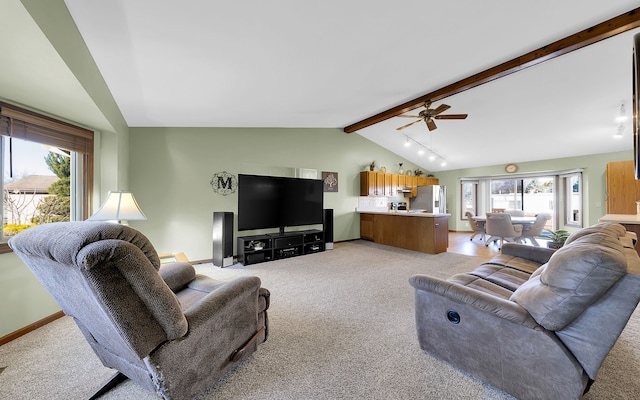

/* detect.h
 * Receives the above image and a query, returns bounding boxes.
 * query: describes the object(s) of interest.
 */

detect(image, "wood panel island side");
[358,211,449,254]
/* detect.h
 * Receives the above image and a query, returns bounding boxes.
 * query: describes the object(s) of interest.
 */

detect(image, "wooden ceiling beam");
[344,7,640,134]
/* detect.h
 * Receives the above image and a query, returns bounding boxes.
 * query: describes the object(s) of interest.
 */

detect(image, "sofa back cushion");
[564,222,626,246]
[511,232,627,330]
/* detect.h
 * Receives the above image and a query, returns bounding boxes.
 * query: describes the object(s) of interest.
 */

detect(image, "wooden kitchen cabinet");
[606,161,640,214]
[360,171,439,197]
[360,213,374,240]
[360,171,383,196]
[417,176,438,186]
[359,213,448,254]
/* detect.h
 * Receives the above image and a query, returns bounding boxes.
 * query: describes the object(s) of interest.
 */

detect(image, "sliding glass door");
[489,176,556,229]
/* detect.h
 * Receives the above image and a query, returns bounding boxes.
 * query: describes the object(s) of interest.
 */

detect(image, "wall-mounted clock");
[505,164,518,173]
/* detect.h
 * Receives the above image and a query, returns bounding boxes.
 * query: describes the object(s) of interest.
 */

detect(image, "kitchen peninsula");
[598,213,640,254]
[358,210,449,254]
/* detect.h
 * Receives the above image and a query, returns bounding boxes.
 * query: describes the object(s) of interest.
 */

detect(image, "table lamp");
[88,191,147,224]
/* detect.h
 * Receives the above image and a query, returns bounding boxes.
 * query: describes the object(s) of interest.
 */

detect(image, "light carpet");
[1,240,639,399]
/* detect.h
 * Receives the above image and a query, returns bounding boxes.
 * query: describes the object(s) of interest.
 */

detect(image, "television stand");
[237,229,324,265]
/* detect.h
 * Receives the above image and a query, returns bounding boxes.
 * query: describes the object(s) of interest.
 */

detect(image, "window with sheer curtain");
[0,102,93,253]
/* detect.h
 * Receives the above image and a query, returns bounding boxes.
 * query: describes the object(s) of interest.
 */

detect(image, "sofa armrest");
[146,276,265,399]
[183,276,262,330]
[158,262,196,292]
[501,243,555,265]
[409,274,539,329]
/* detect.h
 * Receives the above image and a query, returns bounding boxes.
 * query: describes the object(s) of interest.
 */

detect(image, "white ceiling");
[5,1,640,172]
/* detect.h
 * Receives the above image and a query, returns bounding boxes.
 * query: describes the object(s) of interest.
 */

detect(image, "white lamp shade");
[88,191,147,222]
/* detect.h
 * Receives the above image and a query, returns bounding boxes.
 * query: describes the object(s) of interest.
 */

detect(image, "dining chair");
[519,213,551,246]
[504,209,525,217]
[465,211,486,242]
[484,212,524,249]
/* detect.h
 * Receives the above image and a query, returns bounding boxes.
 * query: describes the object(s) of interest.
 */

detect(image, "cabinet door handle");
[435,223,439,228]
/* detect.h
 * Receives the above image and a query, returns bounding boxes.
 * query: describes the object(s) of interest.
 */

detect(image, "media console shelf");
[237,229,324,265]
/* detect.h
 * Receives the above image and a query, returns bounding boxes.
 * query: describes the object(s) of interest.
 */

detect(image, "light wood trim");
[0,310,65,346]
[344,8,640,133]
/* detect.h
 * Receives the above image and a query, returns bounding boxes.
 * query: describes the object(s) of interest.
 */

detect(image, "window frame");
[0,103,93,254]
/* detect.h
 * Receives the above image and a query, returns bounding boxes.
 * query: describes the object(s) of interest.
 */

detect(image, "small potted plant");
[544,229,570,249]
[369,161,376,171]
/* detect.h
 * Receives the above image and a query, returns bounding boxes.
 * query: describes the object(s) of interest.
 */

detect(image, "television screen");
[238,174,324,231]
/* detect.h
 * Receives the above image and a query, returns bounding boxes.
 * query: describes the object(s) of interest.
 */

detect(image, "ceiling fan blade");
[426,119,437,131]
[434,114,468,120]
[397,114,421,118]
[396,119,422,131]
[430,104,451,116]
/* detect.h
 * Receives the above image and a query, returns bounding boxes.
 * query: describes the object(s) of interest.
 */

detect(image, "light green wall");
[436,150,633,232]
[128,127,420,261]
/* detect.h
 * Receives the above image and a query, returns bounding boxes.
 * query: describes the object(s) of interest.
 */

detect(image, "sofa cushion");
[469,264,532,292]
[448,273,515,300]
[510,232,627,330]
[483,253,542,274]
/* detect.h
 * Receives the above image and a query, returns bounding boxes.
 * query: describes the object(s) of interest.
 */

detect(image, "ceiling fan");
[396,101,468,132]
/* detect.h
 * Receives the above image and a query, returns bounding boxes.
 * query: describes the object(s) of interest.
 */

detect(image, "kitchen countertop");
[356,209,450,217]
[599,214,640,225]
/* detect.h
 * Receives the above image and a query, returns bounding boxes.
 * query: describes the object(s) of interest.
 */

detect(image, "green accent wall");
[128,127,420,261]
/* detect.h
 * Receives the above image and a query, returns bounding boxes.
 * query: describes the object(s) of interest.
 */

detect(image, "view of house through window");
[2,137,71,239]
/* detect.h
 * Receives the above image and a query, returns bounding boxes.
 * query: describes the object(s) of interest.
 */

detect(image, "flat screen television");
[237,174,324,233]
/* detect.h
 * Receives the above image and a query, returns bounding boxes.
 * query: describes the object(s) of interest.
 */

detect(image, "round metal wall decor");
[210,171,238,196]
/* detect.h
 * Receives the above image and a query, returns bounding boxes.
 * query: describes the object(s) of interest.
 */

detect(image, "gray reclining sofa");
[409,222,640,399]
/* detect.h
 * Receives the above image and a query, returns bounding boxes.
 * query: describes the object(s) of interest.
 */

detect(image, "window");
[460,180,478,219]
[563,172,582,227]
[0,102,93,253]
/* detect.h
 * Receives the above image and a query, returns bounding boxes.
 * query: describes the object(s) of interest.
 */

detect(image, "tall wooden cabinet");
[606,161,640,214]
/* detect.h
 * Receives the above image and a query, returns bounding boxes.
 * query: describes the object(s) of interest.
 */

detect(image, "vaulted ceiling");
[2,1,640,172]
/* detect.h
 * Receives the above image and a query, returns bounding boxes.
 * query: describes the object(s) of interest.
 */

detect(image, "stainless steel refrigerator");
[410,185,447,213]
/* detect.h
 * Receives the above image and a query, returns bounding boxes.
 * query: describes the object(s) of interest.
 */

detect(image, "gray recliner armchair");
[9,221,270,400]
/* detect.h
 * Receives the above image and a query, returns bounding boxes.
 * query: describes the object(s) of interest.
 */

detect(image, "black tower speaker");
[323,208,334,250]
[213,212,234,267]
